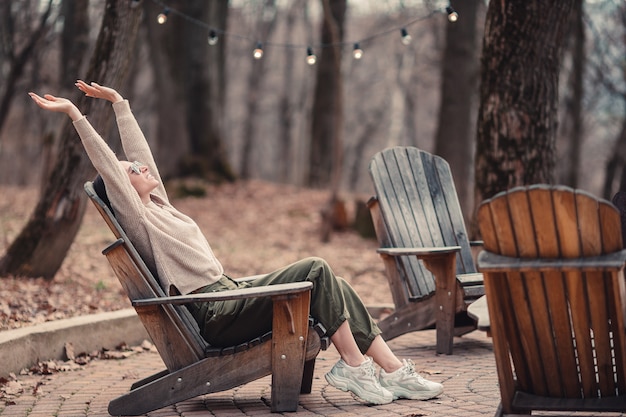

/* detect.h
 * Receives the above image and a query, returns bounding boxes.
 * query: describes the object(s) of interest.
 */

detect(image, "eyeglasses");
[129,161,144,175]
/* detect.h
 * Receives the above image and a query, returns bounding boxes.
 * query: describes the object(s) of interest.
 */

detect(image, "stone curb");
[0,304,393,379]
[0,308,148,378]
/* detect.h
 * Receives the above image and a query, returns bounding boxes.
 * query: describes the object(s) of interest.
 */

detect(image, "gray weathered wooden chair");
[368,146,484,354]
[84,181,327,415]
[478,184,626,416]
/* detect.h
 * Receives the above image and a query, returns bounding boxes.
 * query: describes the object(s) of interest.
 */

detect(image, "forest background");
[1,0,626,328]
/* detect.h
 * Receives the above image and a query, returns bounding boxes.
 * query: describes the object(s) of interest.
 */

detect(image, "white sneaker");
[379,359,444,400]
[325,357,394,404]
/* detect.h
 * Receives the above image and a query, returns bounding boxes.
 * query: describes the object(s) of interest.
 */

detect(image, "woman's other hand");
[28,92,83,121]
[75,80,123,103]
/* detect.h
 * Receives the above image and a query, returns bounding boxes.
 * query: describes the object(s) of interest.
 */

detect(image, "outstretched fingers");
[75,80,99,98]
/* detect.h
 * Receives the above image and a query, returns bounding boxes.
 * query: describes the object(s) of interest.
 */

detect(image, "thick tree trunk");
[0,0,142,279]
[474,1,575,217]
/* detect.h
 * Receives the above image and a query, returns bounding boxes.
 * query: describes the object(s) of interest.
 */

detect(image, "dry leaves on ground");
[0,179,392,332]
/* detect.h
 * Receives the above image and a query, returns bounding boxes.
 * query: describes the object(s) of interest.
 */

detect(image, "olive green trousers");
[188,257,381,352]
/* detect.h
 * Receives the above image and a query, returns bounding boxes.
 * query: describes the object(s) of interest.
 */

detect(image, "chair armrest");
[132,281,313,307]
[470,240,484,247]
[477,249,626,272]
[377,246,461,258]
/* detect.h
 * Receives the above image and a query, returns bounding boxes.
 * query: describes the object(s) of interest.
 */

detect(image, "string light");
[446,6,458,22]
[149,1,457,59]
[208,30,218,45]
[253,42,264,59]
[306,47,317,65]
[157,8,170,24]
[400,28,412,45]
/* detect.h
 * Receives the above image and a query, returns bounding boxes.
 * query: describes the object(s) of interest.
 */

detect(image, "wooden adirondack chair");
[477,184,626,416]
[368,146,484,355]
[84,181,328,415]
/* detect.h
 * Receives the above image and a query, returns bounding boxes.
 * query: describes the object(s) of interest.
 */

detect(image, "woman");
[29,81,443,405]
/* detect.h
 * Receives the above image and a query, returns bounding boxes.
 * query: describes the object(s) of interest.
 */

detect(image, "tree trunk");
[0,0,53,138]
[0,0,142,279]
[317,0,346,242]
[560,0,585,188]
[434,0,480,223]
[40,0,90,190]
[240,0,278,179]
[307,0,346,188]
[474,1,575,224]
[144,0,232,182]
[142,0,187,179]
[183,0,234,182]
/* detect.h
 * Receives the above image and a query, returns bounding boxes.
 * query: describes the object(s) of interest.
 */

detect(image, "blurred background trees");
[1,0,625,278]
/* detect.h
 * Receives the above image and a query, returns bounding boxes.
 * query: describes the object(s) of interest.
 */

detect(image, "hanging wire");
[149,0,456,52]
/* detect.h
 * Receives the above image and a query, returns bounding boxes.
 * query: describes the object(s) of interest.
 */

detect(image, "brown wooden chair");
[84,181,328,415]
[477,184,626,416]
[368,146,484,354]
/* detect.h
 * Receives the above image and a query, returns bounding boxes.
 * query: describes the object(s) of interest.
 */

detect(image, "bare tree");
[40,0,90,190]
[240,0,278,179]
[313,0,347,242]
[307,0,346,189]
[596,2,626,199]
[143,0,233,182]
[474,1,575,231]
[559,0,585,188]
[0,0,53,137]
[0,0,142,279]
[434,0,481,222]
[277,0,308,183]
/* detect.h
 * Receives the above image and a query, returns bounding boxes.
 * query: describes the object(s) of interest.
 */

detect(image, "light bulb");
[400,28,412,45]
[352,43,363,60]
[446,6,458,22]
[208,30,218,46]
[306,47,317,65]
[253,42,264,59]
[157,9,169,24]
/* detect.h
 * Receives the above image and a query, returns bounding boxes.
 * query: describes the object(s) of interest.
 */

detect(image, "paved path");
[2,329,623,417]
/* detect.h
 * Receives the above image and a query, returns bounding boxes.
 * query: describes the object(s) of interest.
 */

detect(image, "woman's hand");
[28,92,83,121]
[75,80,123,103]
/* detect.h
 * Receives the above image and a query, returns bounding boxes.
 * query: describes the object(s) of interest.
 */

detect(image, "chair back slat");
[85,181,208,369]
[369,147,476,299]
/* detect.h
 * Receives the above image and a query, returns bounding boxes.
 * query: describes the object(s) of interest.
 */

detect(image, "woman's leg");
[365,335,403,372]
[191,257,359,348]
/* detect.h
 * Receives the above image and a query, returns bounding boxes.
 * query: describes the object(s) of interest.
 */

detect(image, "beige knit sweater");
[73,100,224,295]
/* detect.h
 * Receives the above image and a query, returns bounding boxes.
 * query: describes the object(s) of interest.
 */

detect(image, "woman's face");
[119,160,159,202]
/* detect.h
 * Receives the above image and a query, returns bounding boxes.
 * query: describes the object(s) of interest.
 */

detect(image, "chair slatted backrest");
[478,185,626,403]
[369,147,476,300]
[84,181,209,370]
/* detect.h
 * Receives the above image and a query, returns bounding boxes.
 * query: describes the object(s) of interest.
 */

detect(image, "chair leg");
[422,253,457,355]
[301,359,316,394]
[269,293,310,412]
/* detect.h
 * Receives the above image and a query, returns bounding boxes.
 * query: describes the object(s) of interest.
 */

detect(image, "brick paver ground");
[2,329,625,417]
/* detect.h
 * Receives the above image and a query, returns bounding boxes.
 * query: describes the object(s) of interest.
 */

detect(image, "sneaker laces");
[359,357,377,378]
[400,359,426,382]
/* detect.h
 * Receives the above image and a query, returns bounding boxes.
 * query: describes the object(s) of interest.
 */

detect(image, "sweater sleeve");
[112,100,168,202]
[72,115,145,217]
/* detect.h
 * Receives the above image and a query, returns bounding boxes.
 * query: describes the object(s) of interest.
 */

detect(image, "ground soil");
[0,180,393,332]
